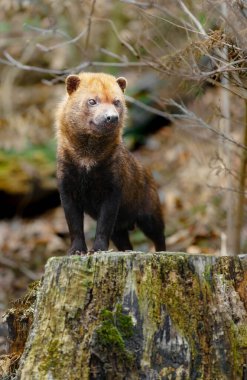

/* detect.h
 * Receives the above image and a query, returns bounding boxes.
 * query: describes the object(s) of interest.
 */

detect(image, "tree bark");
[4,252,247,380]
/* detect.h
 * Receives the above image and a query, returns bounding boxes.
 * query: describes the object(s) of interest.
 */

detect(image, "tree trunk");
[4,252,247,380]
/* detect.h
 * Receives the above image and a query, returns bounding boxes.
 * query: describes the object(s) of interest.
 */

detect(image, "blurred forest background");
[0,0,247,355]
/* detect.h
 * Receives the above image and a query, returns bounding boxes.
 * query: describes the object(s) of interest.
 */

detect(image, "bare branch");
[125,95,172,120]
[206,77,247,100]
[178,0,207,36]
[199,58,247,77]
[168,99,247,151]
[2,52,70,75]
[42,76,67,86]
[120,0,152,9]
[207,184,247,195]
[0,51,148,76]
[147,11,207,36]
[121,0,200,32]
[24,24,69,38]
[99,48,126,61]
[36,28,86,53]
[85,0,97,51]
[0,255,40,281]
[93,17,139,58]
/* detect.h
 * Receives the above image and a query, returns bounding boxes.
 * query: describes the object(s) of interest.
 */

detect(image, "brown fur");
[56,72,166,254]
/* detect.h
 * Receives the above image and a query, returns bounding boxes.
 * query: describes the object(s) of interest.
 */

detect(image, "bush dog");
[56,72,166,254]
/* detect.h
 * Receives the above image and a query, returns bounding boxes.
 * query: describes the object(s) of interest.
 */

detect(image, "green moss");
[228,322,245,379]
[87,255,93,269]
[101,308,114,324]
[47,339,59,356]
[27,280,41,291]
[228,321,247,377]
[0,141,56,163]
[203,263,213,285]
[135,254,247,379]
[96,305,134,362]
[237,324,247,348]
[136,255,213,377]
[0,143,56,193]
[39,339,61,373]
[115,304,133,339]
[97,321,125,351]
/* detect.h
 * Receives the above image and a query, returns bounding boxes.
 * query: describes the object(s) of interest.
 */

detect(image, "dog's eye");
[88,99,97,106]
[113,99,121,107]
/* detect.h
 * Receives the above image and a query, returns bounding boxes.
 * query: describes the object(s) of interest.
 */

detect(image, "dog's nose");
[105,114,119,124]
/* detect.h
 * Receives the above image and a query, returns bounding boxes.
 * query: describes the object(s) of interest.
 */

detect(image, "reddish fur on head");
[66,73,127,96]
[56,72,128,166]
[57,73,127,138]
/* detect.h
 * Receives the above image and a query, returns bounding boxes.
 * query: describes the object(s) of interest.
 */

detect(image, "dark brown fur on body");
[56,72,166,254]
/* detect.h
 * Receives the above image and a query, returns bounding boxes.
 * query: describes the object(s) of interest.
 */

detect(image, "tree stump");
[5,252,247,379]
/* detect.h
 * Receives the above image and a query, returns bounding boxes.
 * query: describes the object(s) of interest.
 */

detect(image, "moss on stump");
[9,252,247,379]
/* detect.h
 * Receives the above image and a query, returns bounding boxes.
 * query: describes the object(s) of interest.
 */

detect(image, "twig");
[85,0,97,51]
[24,24,69,38]
[168,99,247,151]
[121,0,201,33]
[42,76,67,85]
[120,0,152,8]
[207,184,247,195]
[235,99,247,252]
[36,28,86,53]
[2,52,71,74]
[99,48,126,61]
[178,0,207,36]
[140,11,192,70]
[147,11,207,36]
[0,52,148,75]
[93,17,139,58]
[0,256,40,281]
[206,78,247,99]
[200,59,247,77]
[125,95,172,120]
